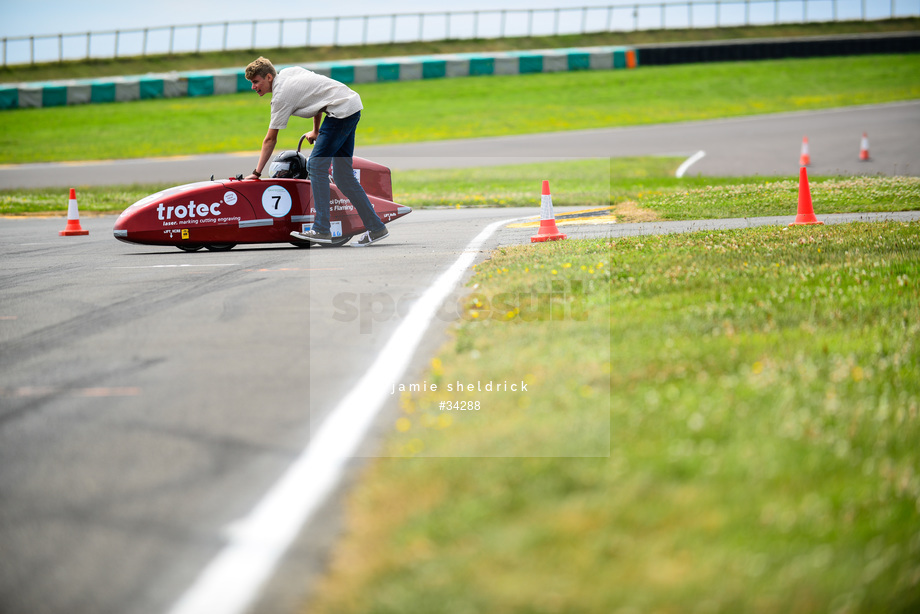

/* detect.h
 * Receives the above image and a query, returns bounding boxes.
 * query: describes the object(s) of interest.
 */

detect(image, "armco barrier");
[0,46,636,111]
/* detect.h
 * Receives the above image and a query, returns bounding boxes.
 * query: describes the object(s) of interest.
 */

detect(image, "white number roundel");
[261,185,292,218]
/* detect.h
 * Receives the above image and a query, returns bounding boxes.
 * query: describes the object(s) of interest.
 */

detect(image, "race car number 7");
[261,185,293,218]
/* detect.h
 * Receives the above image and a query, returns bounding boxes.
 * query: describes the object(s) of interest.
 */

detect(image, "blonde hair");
[245,57,276,80]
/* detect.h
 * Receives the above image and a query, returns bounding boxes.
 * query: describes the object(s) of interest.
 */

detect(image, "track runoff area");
[12,99,920,614]
[162,107,919,614]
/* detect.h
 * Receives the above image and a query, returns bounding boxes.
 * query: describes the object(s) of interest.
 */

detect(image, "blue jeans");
[307,111,385,234]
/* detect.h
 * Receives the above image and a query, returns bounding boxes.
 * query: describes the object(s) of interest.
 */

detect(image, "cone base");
[531,233,567,243]
[60,219,89,236]
[530,217,567,242]
[789,218,824,226]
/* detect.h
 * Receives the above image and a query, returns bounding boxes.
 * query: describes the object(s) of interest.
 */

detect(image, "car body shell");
[113,157,410,250]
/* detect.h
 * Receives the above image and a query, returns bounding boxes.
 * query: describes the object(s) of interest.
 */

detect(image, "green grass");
[4,157,919,217]
[633,175,920,219]
[1,53,918,164]
[395,157,626,209]
[0,184,172,215]
[0,157,621,216]
[308,220,920,614]
[2,18,917,84]
[398,160,920,216]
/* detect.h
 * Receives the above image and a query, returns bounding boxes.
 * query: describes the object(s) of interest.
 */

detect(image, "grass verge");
[630,174,920,220]
[2,157,919,219]
[1,54,919,164]
[308,220,920,614]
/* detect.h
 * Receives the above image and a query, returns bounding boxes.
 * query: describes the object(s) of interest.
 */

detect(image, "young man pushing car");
[244,56,388,246]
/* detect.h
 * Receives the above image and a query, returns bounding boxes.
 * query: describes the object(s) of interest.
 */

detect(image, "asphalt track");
[4,210,920,614]
[0,206,605,614]
[1,103,919,614]
[1,101,918,190]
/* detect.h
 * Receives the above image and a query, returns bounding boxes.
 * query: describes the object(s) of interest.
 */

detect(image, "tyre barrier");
[635,31,919,66]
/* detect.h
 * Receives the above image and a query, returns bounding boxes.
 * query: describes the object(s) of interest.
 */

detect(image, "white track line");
[675,150,706,178]
[165,215,526,614]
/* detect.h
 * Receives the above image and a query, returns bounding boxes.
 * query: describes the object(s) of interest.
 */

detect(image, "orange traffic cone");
[789,166,824,226]
[859,132,870,161]
[531,180,567,243]
[799,136,811,166]
[59,188,89,236]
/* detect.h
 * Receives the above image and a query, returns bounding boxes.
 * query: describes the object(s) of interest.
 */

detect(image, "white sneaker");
[354,227,388,247]
[290,229,332,244]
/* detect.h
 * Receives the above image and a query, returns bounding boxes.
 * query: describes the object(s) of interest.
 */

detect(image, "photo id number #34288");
[439,400,481,411]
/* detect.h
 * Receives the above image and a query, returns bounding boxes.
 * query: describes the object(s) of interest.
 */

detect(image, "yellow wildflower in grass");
[395,417,411,432]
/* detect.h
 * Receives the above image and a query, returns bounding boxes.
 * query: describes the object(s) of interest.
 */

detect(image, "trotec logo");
[157,200,221,221]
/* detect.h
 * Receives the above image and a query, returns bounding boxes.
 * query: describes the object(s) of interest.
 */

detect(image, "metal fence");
[2,0,918,66]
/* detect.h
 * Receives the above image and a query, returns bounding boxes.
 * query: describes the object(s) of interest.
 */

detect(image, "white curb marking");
[165,215,526,614]
[676,150,706,178]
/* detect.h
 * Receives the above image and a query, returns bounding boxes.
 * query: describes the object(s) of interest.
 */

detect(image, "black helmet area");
[269,150,309,179]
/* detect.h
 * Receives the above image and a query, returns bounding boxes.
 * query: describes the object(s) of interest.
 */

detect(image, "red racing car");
[113,142,410,251]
